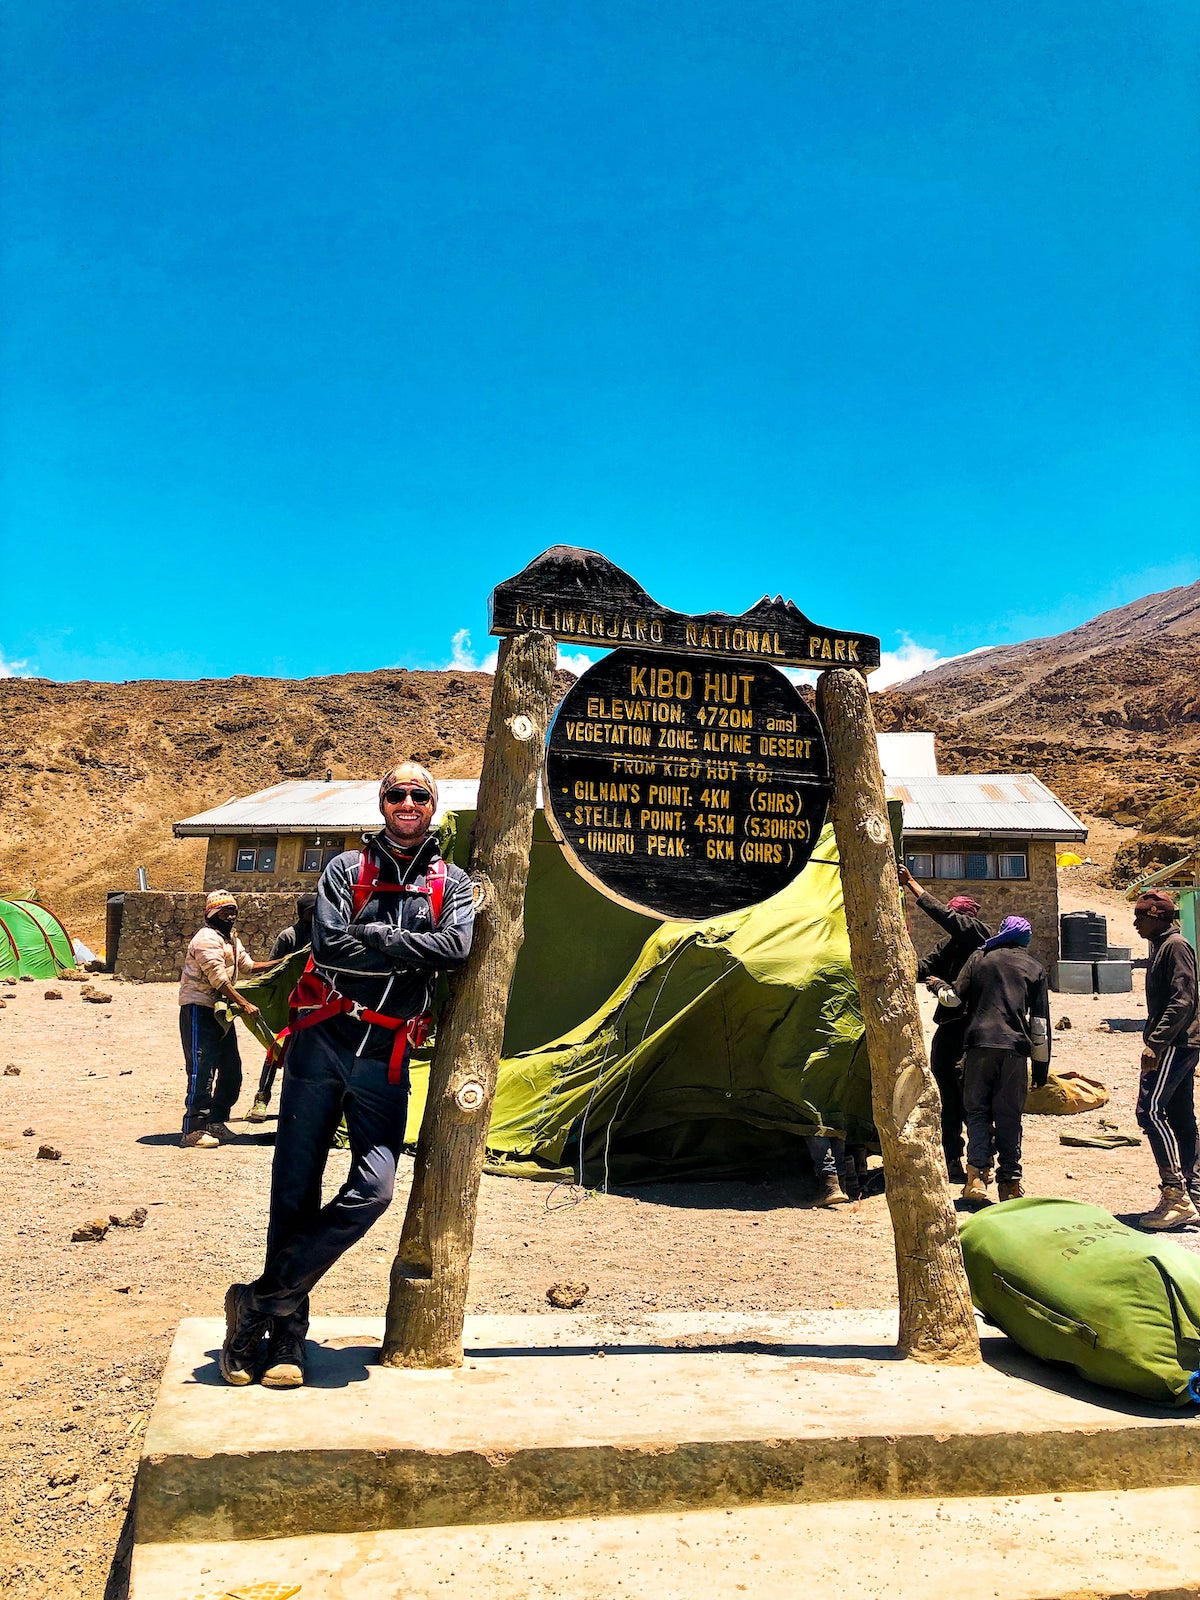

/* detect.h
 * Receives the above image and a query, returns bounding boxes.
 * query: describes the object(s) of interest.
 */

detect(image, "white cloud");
[446,628,499,675]
[872,639,994,690]
[443,631,599,678]
[555,649,600,677]
[0,651,30,678]
[871,638,952,690]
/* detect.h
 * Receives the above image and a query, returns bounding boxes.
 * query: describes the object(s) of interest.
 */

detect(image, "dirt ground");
[1,866,1194,1600]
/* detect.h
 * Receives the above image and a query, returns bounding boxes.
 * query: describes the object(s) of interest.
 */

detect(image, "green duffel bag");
[959,1196,1200,1406]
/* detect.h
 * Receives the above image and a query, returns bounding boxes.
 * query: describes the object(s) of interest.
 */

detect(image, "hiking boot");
[997,1179,1026,1202]
[816,1173,851,1207]
[220,1283,270,1386]
[245,1095,271,1124]
[205,1120,235,1143]
[261,1327,307,1389]
[1139,1185,1200,1232]
[946,1157,968,1186]
[961,1165,992,1205]
[181,1127,219,1149]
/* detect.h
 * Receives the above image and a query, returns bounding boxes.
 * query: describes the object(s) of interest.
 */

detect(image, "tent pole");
[817,666,981,1365]
[381,630,559,1368]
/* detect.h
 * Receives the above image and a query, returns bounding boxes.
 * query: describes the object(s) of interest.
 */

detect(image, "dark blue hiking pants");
[179,1004,243,1133]
[245,1023,409,1336]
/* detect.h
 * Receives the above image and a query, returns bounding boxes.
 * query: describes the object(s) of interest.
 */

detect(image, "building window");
[964,852,995,880]
[934,853,964,879]
[905,852,934,878]
[300,840,344,874]
[232,840,277,873]
[998,852,1028,880]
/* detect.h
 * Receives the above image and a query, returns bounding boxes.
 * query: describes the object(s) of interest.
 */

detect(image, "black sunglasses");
[383,785,433,806]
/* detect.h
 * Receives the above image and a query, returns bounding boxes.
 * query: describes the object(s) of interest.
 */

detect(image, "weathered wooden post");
[817,666,980,1365]
[381,629,558,1368]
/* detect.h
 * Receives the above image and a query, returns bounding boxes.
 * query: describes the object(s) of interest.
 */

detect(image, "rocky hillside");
[877,578,1200,881]
[0,670,504,945]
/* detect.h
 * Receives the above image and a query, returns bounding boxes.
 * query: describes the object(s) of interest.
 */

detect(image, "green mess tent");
[407,822,871,1184]
[233,820,872,1185]
[0,899,76,979]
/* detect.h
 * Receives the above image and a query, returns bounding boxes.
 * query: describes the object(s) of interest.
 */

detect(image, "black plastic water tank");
[1060,910,1108,960]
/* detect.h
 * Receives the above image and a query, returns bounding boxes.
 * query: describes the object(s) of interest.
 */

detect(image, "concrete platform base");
[136,1310,1199,1549]
[132,1486,1200,1600]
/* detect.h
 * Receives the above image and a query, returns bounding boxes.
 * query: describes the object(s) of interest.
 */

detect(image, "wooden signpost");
[386,546,980,1369]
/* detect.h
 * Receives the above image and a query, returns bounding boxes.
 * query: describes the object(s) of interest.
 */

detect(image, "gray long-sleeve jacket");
[1144,929,1200,1055]
[311,829,474,1061]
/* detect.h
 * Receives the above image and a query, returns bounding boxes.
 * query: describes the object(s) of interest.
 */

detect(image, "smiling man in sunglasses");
[221,759,475,1389]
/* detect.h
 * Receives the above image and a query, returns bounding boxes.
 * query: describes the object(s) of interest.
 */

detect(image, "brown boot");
[961,1165,992,1205]
[997,1179,1026,1202]
[1139,1184,1200,1232]
[816,1172,851,1207]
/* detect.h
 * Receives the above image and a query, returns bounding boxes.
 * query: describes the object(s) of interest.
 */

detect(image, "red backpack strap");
[351,850,376,918]
[427,858,448,924]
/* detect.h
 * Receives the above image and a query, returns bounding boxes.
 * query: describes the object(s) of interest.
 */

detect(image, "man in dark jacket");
[899,864,990,1183]
[221,761,475,1388]
[1133,889,1200,1232]
[269,892,318,962]
[953,915,1050,1205]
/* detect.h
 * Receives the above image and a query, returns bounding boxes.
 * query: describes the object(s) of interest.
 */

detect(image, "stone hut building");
[894,773,1086,975]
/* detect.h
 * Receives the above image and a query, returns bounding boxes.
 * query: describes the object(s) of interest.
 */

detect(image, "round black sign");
[544,648,831,921]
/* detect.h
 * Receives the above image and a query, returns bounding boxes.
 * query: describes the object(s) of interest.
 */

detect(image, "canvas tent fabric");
[0,899,76,979]
[405,825,872,1184]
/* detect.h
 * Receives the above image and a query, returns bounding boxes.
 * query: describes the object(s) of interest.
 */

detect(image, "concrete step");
[131,1486,1200,1599]
[136,1311,1200,1547]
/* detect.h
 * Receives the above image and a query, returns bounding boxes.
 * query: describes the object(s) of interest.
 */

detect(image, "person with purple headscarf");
[898,863,991,1184]
[951,914,1051,1205]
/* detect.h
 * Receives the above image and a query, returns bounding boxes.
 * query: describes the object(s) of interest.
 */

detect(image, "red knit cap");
[1135,889,1177,919]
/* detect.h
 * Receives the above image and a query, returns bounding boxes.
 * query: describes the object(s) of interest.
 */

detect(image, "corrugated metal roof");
[886,773,1087,841]
[174,778,492,835]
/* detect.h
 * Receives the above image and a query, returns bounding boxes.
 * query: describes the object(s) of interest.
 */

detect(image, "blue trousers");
[180,1004,242,1133]
[245,1024,409,1334]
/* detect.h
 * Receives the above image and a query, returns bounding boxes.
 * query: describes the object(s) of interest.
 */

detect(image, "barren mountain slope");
[878,579,1200,874]
[0,670,502,945]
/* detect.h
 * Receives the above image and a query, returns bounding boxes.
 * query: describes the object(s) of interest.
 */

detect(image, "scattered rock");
[80,985,112,1005]
[71,1219,109,1243]
[109,1207,147,1229]
[47,1467,80,1488]
[0,999,6,1009]
[59,970,87,983]
[22,1127,34,1136]
[3,975,17,985]
[85,1483,113,1508]
[43,988,63,1001]
[37,1145,62,1161]
[1055,1016,1072,1031]
[5,1064,21,1075]
[19,974,33,982]
[1065,1171,1075,1179]
[546,1281,589,1309]
[119,1069,133,1076]
[113,1285,131,1294]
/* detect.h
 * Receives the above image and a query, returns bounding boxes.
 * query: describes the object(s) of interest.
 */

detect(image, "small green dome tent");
[0,900,76,979]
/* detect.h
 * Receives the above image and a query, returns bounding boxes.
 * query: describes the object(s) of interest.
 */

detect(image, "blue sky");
[2,0,1197,686]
